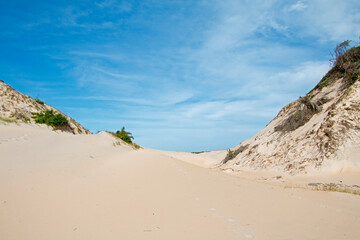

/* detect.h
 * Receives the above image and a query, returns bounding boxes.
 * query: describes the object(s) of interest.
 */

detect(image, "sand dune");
[1,123,360,240]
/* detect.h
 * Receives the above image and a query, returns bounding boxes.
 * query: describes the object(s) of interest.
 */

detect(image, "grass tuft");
[0,116,17,123]
[308,183,360,196]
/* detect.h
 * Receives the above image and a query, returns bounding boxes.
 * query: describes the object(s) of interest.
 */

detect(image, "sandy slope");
[222,75,360,174]
[1,123,360,240]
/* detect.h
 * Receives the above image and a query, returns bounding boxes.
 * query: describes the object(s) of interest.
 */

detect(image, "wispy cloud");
[2,0,359,151]
[288,1,307,12]
[58,0,347,151]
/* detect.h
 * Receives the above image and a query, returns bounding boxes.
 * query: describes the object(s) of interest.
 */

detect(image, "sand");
[1,122,360,240]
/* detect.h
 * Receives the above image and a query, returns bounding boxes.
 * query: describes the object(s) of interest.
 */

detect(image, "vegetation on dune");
[110,127,141,149]
[313,41,360,92]
[32,110,68,127]
[222,144,249,164]
[276,41,360,133]
[35,97,45,105]
[308,183,360,196]
[112,127,134,144]
[0,116,17,123]
[191,151,210,154]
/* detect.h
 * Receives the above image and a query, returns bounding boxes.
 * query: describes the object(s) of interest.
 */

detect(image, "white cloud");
[69,51,125,61]
[268,61,330,93]
[288,1,307,12]
[284,0,360,42]
[51,0,359,151]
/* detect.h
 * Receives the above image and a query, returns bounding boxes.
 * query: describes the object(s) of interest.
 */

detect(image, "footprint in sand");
[238,224,255,239]
[227,217,235,223]
[244,233,254,239]
[18,135,28,141]
[237,228,255,239]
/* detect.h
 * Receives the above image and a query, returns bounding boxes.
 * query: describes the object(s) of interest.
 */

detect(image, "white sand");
[1,122,360,239]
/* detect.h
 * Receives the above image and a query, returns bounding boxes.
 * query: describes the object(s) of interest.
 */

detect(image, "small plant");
[227,149,235,159]
[191,151,210,154]
[35,97,44,105]
[222,144,249,164]
[351,71,360,82]
[329,40,351,67]
[132,143,141,150]
[113,141,121,147]
[32,110,68,127]
[324,129,332,138]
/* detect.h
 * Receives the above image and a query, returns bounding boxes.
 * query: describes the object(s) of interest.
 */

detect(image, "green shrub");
[32,110,68,127]
[112,127,134,144]
[351,71,360,82]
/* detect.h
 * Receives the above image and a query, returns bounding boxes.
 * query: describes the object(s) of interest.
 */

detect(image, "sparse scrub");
[0,116,17,123]
[113,141,121,147]
[227,149,235,159]
[313,73,332,91]
[35,98,44,105]
[328,110,335,117]
[32,110,68,127]
[351,70,360,82]
[309,183,360,196]
[324,129,332,138]
[192,151,210,154]
[311,41,360,92]
[132,143,141,150]
[327,120,335,128]
[223,144,249,164]
[275,96,321,132]
[329,40,351,67]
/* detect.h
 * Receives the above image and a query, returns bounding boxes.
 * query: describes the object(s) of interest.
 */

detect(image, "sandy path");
[1,124,360,239]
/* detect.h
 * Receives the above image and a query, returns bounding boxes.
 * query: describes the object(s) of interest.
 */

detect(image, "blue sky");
[1,0,359,152]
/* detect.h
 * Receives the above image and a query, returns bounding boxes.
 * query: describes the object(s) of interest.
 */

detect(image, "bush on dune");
[110,127,141,149]
[112,127,134,144]
[32,110,68,127]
